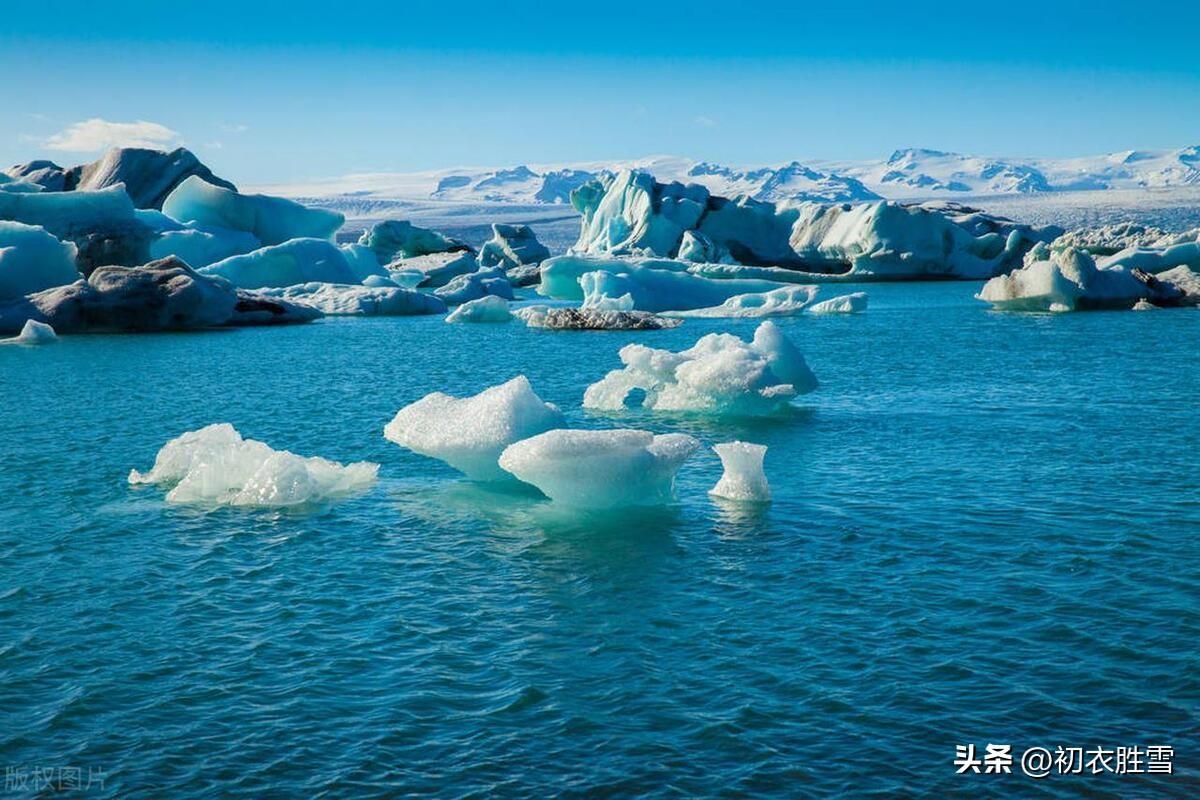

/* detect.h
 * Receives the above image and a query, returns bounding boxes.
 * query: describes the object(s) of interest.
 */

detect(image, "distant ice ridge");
[709,442,771,502]
[584,321,817,416]
[498,429,700,509]
[384,376,565,482]
[128,423,378,507]
[568,170,1059,280]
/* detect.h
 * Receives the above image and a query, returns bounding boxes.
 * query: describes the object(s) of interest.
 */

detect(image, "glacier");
[709,442,771,502]
[383,376,565,482]
[257,282,446,316]
[0,222,81,299]
[444,295,511,323]
[129,423,378,508]
[583,320,818,416]
[162,176,344,247]
[498,429,700,509]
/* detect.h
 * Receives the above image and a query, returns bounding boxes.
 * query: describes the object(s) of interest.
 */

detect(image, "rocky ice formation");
[808,291,868,314]
[514,305,682,331]
[0,256,318,334]
[478,223,551,270]
[498,429,700,508]
[583,321,817,416]
[433,268,514,305]
[384,376,564,482]
[257,282,446,316]
[569,170,1059,279]
[5,147,236,209]
[444,295,511,323]
[357,220,470,265]
[0,319,57,346]
[709,442,771,502]
[976,244,1200,312]
[0,222,81,299]
[163,176,343,247]
[129,423,378,507]
[200,238,371,289]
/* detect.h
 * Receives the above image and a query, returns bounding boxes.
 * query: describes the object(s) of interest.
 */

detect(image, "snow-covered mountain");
[253,146,1200,209]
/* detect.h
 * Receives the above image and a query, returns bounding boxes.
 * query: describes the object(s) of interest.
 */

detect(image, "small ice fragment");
[709,441,770,502]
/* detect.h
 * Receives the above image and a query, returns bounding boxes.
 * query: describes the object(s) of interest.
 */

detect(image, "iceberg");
[569,169,1058,279]
[540,255,791,311]
[200,238,364,289]
[0,319,57,346]
[71,147,237,210]
[129,423,378,507]
[257,282,446,316]
[444,295,511,323]
[478,223,550,270]
[583,321,817,416]
[162,176,343,246]
[357,219,470,265]
[388,251,479,288]
[383,376,565,482]
[4,160,69,191]
[229,292,324,326]
[976,245,1191,312]
[709,442,771,502]
[663,286,818,318]
[0,221,81,299]
[807,292,868,314]
[0,183,153,275]
[148,225,262,269]
[1051,223,1199,256]
[434,268,514,305]
[515,305,682,330]
[498,429,700,508]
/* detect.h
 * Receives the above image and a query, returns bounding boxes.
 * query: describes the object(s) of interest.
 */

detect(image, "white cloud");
[44,118,180,152]
[218,123,249,134]
[693,115,718,128]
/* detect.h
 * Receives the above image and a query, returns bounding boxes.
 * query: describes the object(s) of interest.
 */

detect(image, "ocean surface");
[1,282,1197,797]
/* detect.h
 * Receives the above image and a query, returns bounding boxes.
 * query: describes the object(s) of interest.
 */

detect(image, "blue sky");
[3,0,1198,183]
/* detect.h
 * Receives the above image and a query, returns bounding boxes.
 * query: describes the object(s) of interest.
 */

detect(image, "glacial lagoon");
[2,280,1196,796]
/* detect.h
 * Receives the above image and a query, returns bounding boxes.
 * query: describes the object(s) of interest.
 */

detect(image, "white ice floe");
[583,320,817,416]
[162,176,343,246]
[807,292,868,314]
[383,376,564,482]
[0,221,81,299]
[498,428,700,508]
[257,282,446,316]
[129,423,378,507]
[444,295,511,323]
[663,286,818,318]
[0,319,57,345]
[200,238,365,289]
[709,442,771,502]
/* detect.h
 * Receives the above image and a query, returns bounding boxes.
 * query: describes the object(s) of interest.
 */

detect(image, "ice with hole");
[583,321,817,416]
[444,295,511,323]
[383,376,564,482]
[498,429,700,508]
[709,442,771,502]
[128,423,378,508]
[162,176,344,246]
[0,221,81,299]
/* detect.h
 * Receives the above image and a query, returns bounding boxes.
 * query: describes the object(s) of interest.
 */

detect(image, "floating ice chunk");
[584,291,635,311]
[1,319,57,345]
[515,305,682,330]
[583,321,817,416]
[162,176,343,246]
[664,286,818,318]
[200,238,363,289]
[807,292,868,314]
[1101,241,1200,275]
[478,223,550,269]
[257,282,446,316]
[560,259,791,312]
[388,251,479,288]
[498,429,700,508]
[384,376,564,482]
[709,442,770,502]
[71,146,237,210]
[445,295,511,323]
[228,291,324,326]
[0,221,81,299]
[1132,299,1158,311]
[148,225,262,269]
[434,268,514,305]
[358,219,469,265]
[129,423,378,508]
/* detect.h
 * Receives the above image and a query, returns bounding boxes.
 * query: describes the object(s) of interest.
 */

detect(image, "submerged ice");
[498,429,699,508]
[128,423,378,507]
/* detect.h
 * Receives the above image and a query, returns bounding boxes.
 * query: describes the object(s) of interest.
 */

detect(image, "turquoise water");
[1,282,1197,797]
